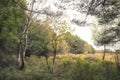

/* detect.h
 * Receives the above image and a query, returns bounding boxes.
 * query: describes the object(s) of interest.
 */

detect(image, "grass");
[56,53,114,62]
[0,53,119,80]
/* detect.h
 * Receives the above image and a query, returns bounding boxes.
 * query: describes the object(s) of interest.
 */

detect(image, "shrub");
[0,53,17,68]
[71,59,120,80]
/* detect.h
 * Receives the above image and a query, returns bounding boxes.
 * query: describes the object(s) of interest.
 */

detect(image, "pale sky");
[74,27,93,44]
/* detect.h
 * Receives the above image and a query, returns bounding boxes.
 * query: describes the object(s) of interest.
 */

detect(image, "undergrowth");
[0,54,119,80]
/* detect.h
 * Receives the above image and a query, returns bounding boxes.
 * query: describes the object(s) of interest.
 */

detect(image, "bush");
[0,53,17,68]
[71,59,120,80]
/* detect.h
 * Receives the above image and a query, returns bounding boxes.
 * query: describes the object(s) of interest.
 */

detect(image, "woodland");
[0,0,120,80]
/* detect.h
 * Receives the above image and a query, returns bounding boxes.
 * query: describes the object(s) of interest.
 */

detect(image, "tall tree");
[92,25,112,60]
[0,0,26,54]
[13,0,42,70]
[28,20,53,63]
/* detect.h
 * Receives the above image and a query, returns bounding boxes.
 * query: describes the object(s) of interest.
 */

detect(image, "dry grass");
[55,53,115,62]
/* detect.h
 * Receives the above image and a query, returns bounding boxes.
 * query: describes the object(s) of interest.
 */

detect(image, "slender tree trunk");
[102,45,106,60]
[17,51,21,65]
[46,57,49,66]
[46,56,52,73]
[114,53,120,72]
[20,30,28,70]
[17,42,22,65]
[53,49,56,65]
[20,50,26,70]
[52,48,57,73]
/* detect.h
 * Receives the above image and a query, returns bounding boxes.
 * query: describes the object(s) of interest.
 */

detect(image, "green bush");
[0,53,17,68]
[71,59,120,80]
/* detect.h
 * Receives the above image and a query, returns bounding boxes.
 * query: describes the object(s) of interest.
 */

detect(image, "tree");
[57,40,69,54]
[92,25,111,60]
[87,0,120,22]
[64,32,94,54]
[50,21,70,65]
[91,0,120,71]
[0,0,26,54]
[28,20,53,64]
[70,36,84,54]
[13,0,42,70]
[0,0,27,68]
[83,42,95,54]
[98,25,120,70]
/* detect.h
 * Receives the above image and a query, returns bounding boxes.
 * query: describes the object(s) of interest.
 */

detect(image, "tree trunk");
[20,50,26,70]
[102,45,106,60]
[46,56,52,73]
[53,49,56,65]
[20,30,28,70]
[17,51,21,65]
[17,42,22,65]
[115,53,120,72]
[46,56,49,66]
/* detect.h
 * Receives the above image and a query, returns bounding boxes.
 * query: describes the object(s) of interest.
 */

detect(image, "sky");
[72,18,99,50]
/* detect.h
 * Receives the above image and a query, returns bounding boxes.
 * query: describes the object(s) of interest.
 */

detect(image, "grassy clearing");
[0,53,120,80]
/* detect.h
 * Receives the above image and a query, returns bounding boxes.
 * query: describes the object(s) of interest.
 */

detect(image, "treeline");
[28,25,95,55]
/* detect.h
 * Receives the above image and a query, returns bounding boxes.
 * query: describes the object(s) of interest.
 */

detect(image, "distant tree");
[57,40,69,54]
[64,32,94,54]
[63,32,75,51]
[51,22,70,65]
[83,42,95,54]
[70,36,84,54]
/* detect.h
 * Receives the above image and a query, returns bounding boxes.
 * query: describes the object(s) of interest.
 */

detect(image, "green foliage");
[84,42,95,54]
[116,50,120,54]
[0,56,53,80]
[89,0,120,24]
[91,0,120,48]
[0,53,17,68]
[0,0,26,53]
[71,59,120,80]
[64,32,95,54]
[28,21,53,54]
[92,26,110,46]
